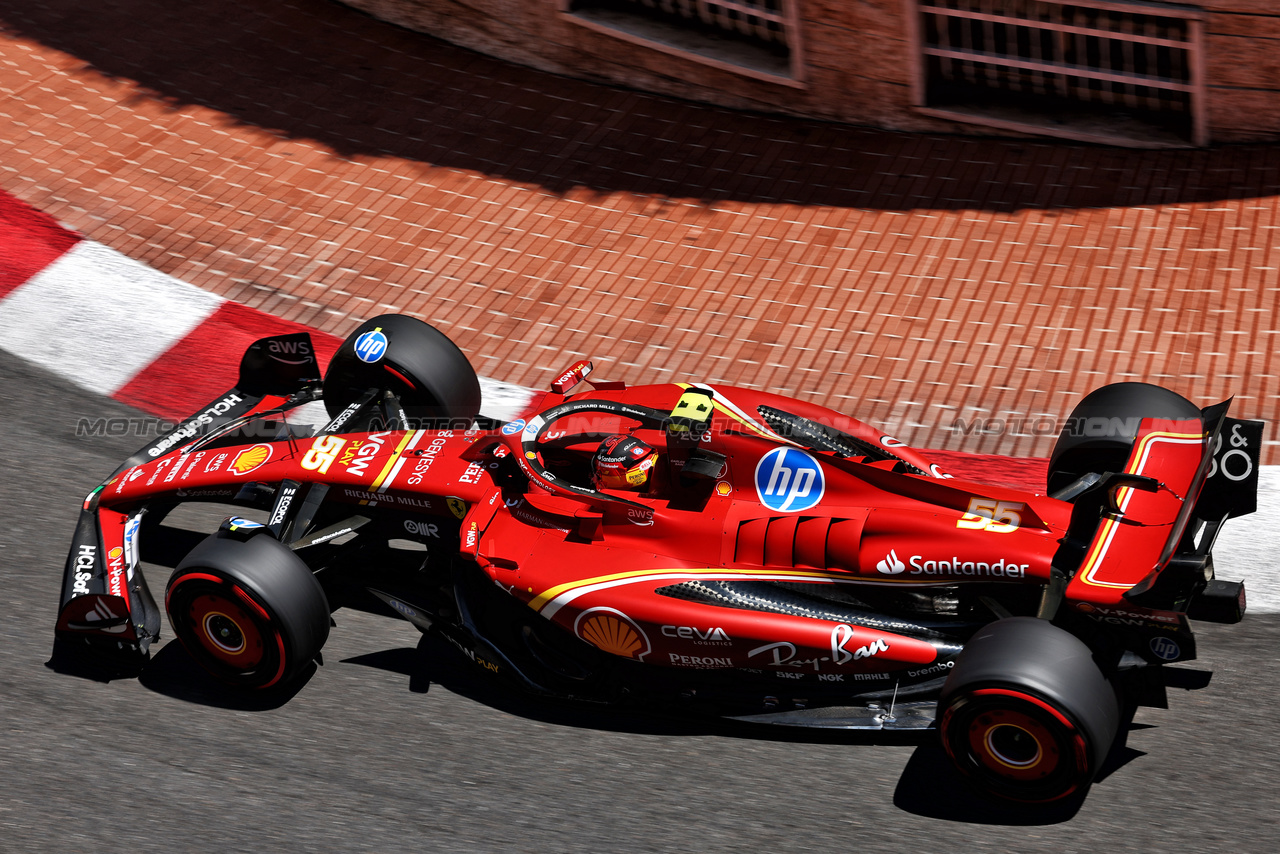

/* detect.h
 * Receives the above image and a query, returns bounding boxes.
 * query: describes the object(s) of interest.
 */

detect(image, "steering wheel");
[509,399,671,511]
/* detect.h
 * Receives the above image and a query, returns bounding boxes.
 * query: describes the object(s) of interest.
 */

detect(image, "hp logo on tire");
[354,329,389,363]
[754,447,825,512]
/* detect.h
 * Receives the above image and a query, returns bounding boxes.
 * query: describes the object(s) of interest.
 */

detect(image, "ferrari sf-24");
[53,314,1262,802]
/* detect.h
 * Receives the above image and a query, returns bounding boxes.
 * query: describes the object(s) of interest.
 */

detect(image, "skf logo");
[301,436,345,475]
[831,624,890,665]
[754,447,825,512]
[876,549,905,575]
[229,444,273,476]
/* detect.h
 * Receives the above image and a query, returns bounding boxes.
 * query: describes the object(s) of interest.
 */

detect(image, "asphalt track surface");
[4,349,1279,852]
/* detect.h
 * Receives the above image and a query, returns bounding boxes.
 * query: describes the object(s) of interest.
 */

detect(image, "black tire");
[938,617,1120,803]
[166,532,330,689]
[324,313,481,428]
[1047,382,1201,494]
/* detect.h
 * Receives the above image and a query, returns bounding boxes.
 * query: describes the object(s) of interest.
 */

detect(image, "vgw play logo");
[754,447,825,512]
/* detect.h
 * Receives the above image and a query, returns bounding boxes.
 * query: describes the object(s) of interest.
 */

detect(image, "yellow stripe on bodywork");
[1077,430,1204,589]
[370,431,418,491]
[530,566,858,613]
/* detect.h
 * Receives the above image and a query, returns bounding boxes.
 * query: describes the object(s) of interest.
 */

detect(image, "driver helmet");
[593,434,658,490]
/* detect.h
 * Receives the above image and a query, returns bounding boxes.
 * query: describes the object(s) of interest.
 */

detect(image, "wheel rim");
[167,573,287,686]
[968,708,1060,781]
[187,592,265,668]
[942,688,1091,801]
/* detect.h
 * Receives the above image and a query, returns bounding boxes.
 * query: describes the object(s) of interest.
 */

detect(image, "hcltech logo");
[754,447,825,512]
[354,328,389,363]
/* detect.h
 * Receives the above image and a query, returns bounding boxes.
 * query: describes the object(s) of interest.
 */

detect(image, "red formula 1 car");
[54,314,1262,802]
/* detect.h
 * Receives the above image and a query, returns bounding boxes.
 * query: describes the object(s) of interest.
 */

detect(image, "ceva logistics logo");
[754,447,825,512]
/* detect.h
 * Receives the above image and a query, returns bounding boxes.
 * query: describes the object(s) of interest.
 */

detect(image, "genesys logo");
[874,550,1028,578]
[754,447,824,512]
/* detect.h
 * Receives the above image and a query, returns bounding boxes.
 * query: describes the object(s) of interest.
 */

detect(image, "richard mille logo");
[876,549,906,575]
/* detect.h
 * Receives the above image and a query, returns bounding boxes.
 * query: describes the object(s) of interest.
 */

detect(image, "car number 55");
[956,498,1023,533]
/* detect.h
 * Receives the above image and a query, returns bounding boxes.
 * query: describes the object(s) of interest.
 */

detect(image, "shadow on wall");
[4,0,1278,212]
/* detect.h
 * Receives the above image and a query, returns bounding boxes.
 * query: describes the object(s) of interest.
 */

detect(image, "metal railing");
[911,0,1207,145]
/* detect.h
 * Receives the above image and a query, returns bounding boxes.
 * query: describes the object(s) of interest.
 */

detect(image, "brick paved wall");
[343,0,1280,144]
[1203,1,1280,142]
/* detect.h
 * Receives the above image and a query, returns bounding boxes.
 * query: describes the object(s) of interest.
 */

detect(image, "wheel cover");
[167,572,289,687]
[187,592,265,669]
[942,688,1092,801]
[968,707,1060,781]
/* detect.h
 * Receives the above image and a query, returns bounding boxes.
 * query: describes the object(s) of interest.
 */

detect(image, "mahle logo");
[876,549,906,575]
[754,447,825,512]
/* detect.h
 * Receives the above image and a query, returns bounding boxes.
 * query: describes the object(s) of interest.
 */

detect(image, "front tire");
[166,532,330,690]
[323,313,481,428]
[938,618,1120,802]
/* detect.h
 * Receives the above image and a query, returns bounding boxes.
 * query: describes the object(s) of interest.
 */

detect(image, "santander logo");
[876,549,906,575]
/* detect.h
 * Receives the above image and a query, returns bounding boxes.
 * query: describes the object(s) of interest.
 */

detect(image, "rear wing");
[1048,399,1261,661]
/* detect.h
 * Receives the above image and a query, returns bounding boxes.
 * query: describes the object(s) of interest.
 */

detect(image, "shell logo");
[229,444,273,476]
[574,607,650,661]
[108,547,123,559]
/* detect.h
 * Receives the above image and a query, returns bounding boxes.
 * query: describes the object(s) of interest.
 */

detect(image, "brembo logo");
[754,447,825,512]
[876,549,906,575]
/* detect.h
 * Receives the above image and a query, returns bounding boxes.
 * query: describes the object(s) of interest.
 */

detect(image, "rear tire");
[938,617,1120,803]
[323,313,481,428]
[1047,382,1201,494]
[166,532,330,690]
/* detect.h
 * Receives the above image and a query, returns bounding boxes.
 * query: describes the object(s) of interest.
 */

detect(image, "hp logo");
[754,447,825,512]
[1149,636,1181,661]
[354,329,389,363]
